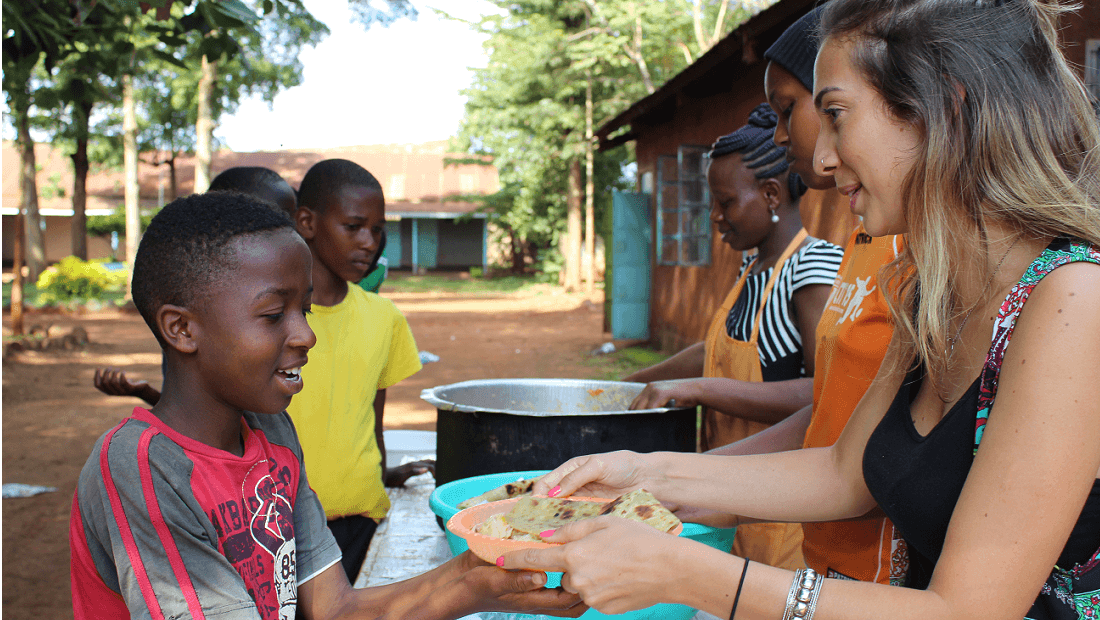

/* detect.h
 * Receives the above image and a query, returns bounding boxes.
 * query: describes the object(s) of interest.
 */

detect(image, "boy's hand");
[384,460,435,487]
[457,553,586,617]
[94,367,161,406]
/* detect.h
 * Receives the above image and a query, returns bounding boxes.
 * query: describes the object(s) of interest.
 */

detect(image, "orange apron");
[702,229,807,570]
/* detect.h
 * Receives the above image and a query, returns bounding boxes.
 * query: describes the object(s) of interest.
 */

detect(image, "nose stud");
[820,158,825,165]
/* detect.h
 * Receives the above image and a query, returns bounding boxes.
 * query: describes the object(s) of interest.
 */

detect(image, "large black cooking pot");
[421,378,697,486]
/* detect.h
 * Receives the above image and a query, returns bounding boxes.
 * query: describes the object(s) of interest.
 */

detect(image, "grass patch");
[381,272,549,295]
[3,280,127,310]
[580,346,670,381]
[3,281,41,308]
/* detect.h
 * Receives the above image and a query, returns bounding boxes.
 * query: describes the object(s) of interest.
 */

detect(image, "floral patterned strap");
[973,239,1100,620]
[974,239,1100,453]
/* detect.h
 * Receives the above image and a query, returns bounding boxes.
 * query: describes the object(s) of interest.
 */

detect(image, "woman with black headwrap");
[627,103,843,569]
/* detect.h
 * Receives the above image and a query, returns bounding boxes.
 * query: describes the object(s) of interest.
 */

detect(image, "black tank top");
[863,365,1100,590]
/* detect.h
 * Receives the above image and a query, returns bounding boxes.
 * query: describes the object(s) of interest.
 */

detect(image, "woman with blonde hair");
[501,1,1100,618]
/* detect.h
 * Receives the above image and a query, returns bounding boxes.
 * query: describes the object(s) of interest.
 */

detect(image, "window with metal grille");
[656,145,711,266]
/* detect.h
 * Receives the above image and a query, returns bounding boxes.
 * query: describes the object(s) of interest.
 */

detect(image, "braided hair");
[708,103,807,199]
[131,192,296,348]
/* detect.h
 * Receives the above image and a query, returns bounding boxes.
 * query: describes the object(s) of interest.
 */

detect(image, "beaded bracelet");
[780,568,822,620]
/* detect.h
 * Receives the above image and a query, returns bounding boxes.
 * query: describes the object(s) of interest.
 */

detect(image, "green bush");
[86,208,156,239]
[35,256,128,305]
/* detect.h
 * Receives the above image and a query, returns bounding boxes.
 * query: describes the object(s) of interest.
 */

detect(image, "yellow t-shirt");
[286,286,422,520]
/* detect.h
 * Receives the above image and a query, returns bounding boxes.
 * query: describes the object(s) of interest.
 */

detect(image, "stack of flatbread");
[473,489,681,541]
[457,476,544,510]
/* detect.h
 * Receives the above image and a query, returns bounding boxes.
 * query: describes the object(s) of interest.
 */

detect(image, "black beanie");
[763,4,825,92]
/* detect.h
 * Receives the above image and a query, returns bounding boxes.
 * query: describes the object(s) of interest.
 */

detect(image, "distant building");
[2,140,498,272]
[597,0,1099,351]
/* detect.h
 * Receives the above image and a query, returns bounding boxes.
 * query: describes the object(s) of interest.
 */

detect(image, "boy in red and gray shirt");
[69,192,582,620]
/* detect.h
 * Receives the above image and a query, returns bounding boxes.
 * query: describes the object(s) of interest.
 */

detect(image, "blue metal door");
[610,190,652,340]
[384,221,402,268]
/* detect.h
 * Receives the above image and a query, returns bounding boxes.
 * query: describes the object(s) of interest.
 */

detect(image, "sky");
[215,0,498,152]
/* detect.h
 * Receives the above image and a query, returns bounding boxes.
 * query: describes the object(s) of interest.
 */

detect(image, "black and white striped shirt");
[725,239,844,381]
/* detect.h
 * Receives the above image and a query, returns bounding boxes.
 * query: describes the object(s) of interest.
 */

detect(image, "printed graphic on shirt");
[208,460,298,620]
[825,275,877,325]
[890,536,909,587]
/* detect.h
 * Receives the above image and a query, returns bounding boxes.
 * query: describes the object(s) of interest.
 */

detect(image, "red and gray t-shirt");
[70,407,341,620]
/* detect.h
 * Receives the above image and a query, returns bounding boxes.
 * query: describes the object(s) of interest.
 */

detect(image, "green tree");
[455,0,761,284]
[3,0,95,333]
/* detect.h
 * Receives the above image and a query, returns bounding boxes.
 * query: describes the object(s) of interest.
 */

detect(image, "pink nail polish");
[496,556,504,567]
[540,529,556,538]
[548,485,561,497]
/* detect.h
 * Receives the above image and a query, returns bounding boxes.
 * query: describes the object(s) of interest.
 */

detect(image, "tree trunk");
[194,54,216,193]
[584,75,596,293]
[123,73,141,293]
[71,99,92,261]
[168,155,178,202]
[503,224,524,274]
[18,111,45,282]
[11,210,25,336]
[565,159,583,292]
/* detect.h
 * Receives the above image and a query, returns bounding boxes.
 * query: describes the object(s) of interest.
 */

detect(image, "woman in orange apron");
[627,104,843,569]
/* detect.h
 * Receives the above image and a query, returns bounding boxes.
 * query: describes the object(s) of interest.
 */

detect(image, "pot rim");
[420,378,692,417]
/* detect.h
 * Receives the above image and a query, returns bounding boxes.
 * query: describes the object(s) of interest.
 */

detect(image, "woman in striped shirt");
[628,104,843,568]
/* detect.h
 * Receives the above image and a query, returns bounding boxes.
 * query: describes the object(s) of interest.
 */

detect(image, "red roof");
[2,140,497,216]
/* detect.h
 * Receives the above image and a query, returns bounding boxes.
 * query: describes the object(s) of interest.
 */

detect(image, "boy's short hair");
[297,159,384,213]
[209,166,296,215]
[131,192,295,347]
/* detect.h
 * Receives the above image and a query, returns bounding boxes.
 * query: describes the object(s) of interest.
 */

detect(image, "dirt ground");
[2,285,611,620]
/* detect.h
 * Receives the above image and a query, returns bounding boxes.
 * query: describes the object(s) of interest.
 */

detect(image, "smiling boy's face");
[193,228,316,416]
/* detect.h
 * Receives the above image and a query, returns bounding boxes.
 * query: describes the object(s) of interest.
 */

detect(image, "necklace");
[946,236,1020,355]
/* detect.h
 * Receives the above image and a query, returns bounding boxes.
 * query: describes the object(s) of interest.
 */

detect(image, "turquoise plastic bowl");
[429,470,738,620]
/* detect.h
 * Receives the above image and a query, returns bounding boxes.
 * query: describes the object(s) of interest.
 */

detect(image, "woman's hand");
[628,380,702,410]
[531,451,659,499]
[499,517,686,615]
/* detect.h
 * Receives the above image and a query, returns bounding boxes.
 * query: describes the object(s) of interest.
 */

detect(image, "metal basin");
[422,378,697,486]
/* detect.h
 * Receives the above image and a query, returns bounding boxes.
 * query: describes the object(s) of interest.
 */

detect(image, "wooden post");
[11,210,26,336]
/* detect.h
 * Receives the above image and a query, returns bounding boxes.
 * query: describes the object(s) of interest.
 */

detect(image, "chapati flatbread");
[597,488,680,533]
[504,496,607,535]
[475,513,514,538]
[457,476,544,510]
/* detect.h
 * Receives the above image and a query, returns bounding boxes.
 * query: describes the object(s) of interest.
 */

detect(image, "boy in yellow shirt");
[289,158,434,581]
